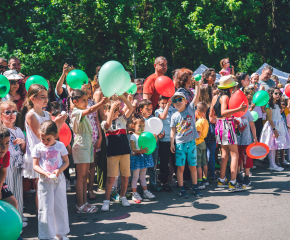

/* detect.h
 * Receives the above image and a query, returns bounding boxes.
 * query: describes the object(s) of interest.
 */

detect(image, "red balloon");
[51,117,72,147]
[285,84,290,98]
[228,90,249,117]
[155,76,175,97]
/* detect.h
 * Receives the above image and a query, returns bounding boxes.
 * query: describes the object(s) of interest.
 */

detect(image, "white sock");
[230,180,236,185]
[219,177,226,182]
[269,150,276,168]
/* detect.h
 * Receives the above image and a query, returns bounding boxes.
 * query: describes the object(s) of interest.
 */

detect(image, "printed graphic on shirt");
[10,135,20,152]
[176,115,193,135]
[234,119,247,136]
[43,149,59,172]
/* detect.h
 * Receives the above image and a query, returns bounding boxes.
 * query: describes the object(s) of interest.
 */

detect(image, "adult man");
[258,65,275,91]
[0,58,8,74]
[8,57,25,78]
[143,56,168,110]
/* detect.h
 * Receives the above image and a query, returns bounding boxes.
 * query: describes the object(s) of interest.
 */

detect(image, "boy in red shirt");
[0,125,18,209]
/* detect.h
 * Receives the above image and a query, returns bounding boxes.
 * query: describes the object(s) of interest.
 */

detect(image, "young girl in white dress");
[260,87,290,171]
[21,84,66,211]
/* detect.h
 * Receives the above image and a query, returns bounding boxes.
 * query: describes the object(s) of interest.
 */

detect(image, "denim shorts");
[175,140,197,167]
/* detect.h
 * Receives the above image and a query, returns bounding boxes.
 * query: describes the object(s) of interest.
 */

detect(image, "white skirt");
[22,153,39,179]
[260,120,290,150]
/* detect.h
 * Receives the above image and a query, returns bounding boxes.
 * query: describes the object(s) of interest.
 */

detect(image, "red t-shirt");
[0,151,10,169]
[143,73,160,109]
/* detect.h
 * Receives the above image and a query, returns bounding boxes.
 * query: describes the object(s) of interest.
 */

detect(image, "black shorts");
[1,183,13,199]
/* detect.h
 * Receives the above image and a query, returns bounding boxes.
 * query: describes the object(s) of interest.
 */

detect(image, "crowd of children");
[1,56,290,240]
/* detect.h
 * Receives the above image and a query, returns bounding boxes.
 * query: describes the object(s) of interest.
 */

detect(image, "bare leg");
[76,163,88,207]
[88,152,96,199]
[120,176,129,197]
[228,144,239,181]
[189,166,197,185]
[203,165,208,179]
[220,145,230,179]
[197,167,202,180]
[3,195,18,209]
[105,177,115,200]
[177,166,185,187]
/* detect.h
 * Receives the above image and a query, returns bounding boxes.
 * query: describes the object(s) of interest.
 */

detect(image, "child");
[70,89,105,213]
[219,58,235,76]
[0,125,18,215]
[155,95,177,191]
[21,84,66,211]
[139,99,164,192]
[101,95,134,211]
[260,87,290,171]
[130,116,155,203]
[210,75,247,191]
[195,102,209,190]
[32,121,70,240]
[235,109,258,187]
[1,101,27,226]
[170,72,201,198]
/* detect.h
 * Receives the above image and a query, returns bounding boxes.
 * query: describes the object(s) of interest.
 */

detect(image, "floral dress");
[87,99,101,152]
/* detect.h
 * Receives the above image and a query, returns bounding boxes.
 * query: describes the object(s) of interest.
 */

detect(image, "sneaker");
[101,200,110,212]
[197,181,205,190]
[269,165,284,172]
[22,222,28,228]
[66,179,71,192]
[203,178,209,186]
[282,161,290,166]
[110,188,120,202]
[251,166,257,169]
[120,196,130,207]
[217,178,229,188]
[143,190,155,199]
[125,191,132,198]
[22,216,28,222]
[243,178,251,187]
[178,186,189,198]
[193,188,202,197]
[132,192,142,203]
[162,184,173,192]
[228,182,246,192]
[151,185,162,192]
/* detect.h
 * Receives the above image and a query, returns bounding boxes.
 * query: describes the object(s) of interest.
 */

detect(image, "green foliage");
[1,0,290,82]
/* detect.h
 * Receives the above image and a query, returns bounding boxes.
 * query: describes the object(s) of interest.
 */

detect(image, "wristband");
[272,128,276,131]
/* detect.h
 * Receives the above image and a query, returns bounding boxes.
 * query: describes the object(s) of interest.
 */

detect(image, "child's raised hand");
[167,99,172,106]
[13,138,25,146]
[112,100,121,110]
[239,101,247,112]
[100,97,107,104]
[54,114,67,125]
[52,169,60,178]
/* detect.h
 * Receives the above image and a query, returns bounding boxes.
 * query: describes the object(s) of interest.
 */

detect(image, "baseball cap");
[171,91,186,101]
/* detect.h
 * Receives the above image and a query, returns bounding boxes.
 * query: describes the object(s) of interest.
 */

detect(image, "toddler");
[219,58,235,76]
[33,121,70,240]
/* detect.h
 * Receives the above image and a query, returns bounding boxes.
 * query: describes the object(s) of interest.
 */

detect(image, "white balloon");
[145,117,163,135]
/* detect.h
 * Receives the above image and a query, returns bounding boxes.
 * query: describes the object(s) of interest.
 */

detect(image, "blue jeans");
[206,141,216,178]
[148,147,158,186]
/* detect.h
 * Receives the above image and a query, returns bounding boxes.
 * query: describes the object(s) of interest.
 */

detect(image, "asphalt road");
[22,165,290,240]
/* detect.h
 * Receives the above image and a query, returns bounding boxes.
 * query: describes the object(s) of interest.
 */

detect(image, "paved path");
[22,166,290,240]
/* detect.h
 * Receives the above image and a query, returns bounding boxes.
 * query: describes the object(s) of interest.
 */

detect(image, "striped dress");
[4,127,25,217]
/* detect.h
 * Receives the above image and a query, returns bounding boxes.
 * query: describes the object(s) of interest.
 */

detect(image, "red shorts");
[238,145,253,169]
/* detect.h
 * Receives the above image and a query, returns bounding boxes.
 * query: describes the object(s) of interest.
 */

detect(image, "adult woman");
[3,70,26,111]
[210,75,247,191]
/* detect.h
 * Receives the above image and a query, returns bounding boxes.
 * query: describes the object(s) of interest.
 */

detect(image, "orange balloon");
[228,90,248,117]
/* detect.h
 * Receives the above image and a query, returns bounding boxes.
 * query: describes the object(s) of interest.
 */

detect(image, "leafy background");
[1,0,289,82]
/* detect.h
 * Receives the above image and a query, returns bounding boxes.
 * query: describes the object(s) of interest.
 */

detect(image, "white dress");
[22,109,50,179]
[260,104,290,150]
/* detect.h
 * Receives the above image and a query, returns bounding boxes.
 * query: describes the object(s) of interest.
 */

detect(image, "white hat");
[3,70,23,80]
[217,75,237,89]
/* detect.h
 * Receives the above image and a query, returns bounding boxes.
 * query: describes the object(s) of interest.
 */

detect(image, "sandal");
[76,204,97,213]
[88,191,97,200]
[84,202,98,211]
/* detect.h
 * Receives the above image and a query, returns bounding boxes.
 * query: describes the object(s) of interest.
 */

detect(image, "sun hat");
[3,70,23,80]
[217,75,237,89]
[171,91,186,101]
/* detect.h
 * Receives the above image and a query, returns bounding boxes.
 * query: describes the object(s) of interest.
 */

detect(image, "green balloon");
[99,61,126,97]
[0,200,22,240]
[66,69,88,89]
[253,90,269,106]
[0,75,10,98]
[116,71,131,95]
[138,132,156,155]
[250,111,259,122]
[25,75,49,91]
[194,74,201,81]
[126,83,137,95]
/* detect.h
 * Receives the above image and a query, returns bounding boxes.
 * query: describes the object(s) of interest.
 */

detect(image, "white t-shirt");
[32,141,68,178]
[130,133,140,154]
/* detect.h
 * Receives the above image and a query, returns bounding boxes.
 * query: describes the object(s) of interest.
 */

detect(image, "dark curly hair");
[176,68,193,89]
[267,87,281,109]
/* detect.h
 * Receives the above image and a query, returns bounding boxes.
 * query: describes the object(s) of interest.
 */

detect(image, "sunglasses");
[225,62,230,64]
[10,80,21,85]
[3,110,18,116]
[172,97,185,104]
[0,65,8,70]
[274,92,282,96]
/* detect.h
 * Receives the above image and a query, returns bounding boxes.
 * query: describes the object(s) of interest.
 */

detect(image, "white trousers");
[38,178,70,239]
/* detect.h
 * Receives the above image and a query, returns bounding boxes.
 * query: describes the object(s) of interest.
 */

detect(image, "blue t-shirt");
[235,110,254,145]
[155,107,177,142]
[170,100,199,144]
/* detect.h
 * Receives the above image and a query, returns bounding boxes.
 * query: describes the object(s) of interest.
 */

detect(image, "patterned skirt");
[130,154,154,171]
[215,118,237,145]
